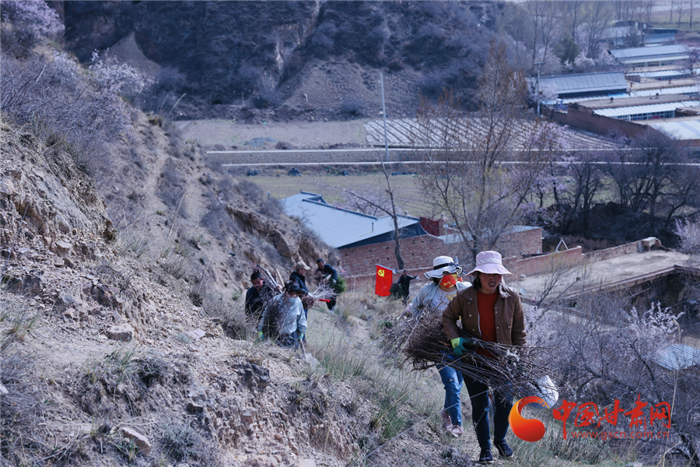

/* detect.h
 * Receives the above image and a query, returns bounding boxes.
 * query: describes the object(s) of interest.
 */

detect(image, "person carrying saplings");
[244,271,275,320]
[316,258,343,312]
[443,250,526,465]
[405,256,470,438]
[289,261,313,317]
[258,282,307,348]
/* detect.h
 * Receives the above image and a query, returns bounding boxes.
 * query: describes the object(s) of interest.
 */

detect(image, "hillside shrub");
[0,50,151,175]
[340,96,366,117]
[0,0,63,55]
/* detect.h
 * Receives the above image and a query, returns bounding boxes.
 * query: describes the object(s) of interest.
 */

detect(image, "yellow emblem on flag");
[378,269,385,277]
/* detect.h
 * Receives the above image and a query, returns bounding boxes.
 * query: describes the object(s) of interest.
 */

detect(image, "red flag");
[375,264,393,297]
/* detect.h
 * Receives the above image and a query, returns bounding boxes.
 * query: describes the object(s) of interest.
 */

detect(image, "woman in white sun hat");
[442,251,526,465]
[406,256,471,438]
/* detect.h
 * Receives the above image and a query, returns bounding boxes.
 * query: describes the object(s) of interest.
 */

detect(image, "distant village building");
[609,44,690,67]
[532,72,628,103]
[281,191,542,280]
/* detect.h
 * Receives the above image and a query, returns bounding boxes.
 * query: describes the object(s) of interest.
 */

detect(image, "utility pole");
[380,72,389,163]
[534,61,545,119]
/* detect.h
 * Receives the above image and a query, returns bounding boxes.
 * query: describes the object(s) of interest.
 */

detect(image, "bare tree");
[584,2,614,59]
[605,130,698,234]
[559,0,585,47]
[499,3,536,71]
[690,0,696,29]
[329,159,406,269]
[525,1,559,68]
[542,292,700,467]
[676,0,687,27]
[412,42,555,262]
[337,185,397,217]
[671,0,675,22]
[565,151,604,234]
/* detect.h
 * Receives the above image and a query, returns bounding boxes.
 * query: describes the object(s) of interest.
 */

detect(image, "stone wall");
[505,247,584,278]
[584,242,640,262]
[551,106,651,139]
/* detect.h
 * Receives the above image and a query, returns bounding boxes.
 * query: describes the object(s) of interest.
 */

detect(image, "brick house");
[281,191,542,282]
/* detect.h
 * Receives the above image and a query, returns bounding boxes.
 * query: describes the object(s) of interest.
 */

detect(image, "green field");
[243,171,442,219]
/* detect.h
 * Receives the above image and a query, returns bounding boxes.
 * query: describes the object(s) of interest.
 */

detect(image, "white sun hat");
[424,256,463,280]
[466,251,512,276]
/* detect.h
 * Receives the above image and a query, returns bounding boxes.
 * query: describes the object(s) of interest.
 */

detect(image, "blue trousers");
[463,375,513,449]
[437,362,463,426]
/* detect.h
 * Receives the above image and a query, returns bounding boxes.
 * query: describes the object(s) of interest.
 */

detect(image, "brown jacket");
[443,284,526,346]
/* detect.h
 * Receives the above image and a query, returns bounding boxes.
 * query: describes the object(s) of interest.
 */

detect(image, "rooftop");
[535,72,628,96]
[652,344,700,371]
[644,118,700,140]
[280,191,421,249]
[610,44,689,60]
[577,94,698,110]
[593,100,700,118]
[628,78,697,91]
[512,248,692,303]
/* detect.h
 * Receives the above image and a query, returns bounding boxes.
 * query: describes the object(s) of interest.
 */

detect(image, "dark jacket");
[245,284,274,317]
[289,271,309,294]
[443,283,526,346]
[317,264,338,283]
[398,274,417,293]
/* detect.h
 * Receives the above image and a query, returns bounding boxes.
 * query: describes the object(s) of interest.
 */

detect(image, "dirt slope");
[1,112,484,466]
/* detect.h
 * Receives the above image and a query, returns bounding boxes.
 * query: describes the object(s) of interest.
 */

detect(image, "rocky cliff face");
[60,1,502,118]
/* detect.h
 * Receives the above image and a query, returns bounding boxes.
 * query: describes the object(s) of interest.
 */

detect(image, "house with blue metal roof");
[280,192,427,249]
[533,72,628,101]
[609,44,689,66]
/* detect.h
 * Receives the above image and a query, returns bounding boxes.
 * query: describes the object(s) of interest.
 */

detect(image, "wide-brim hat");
[294,261,311,271]
[467,251,512,276]
[424,256,463,279]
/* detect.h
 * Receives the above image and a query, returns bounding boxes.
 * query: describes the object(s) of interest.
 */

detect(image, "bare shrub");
[202,204,237,243]
[0,297,39,352]
[309,22,336,58]
[161,423,219,465]
[0,353,48,465]
[251,85,282,109]
[676,218,700,255]
[112,213,155,258]
[208,296,250,340]
[0,0,64,55]
[259,194,283,217]
[340,96,366,118]
[1,50,151,175]
[541,294,700,465]
[160,244,192,280]
[236,179,264,202]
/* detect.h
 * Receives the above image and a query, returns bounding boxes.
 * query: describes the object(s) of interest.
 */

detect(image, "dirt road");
[176,119,371,149]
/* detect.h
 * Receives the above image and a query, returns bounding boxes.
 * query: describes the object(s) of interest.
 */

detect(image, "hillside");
[57,1,502,120]
[0,112,470,466]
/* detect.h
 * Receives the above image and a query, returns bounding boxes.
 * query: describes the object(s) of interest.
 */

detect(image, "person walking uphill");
[258,282,307,348]
[245,271,275,320]
[398,270,417,304]
[443,251,526,465]
[315,258,338,312]
[289,261,311,317]
[407,256,470,438]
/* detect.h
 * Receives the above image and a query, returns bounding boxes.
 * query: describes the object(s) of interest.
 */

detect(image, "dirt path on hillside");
[176,119,371,149]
